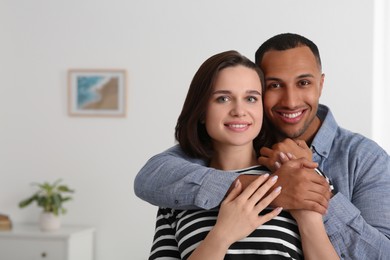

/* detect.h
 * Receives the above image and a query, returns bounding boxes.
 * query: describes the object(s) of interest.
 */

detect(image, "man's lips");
[276,110,305,123]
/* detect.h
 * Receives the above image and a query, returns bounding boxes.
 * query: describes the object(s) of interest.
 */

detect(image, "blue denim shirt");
[134,104,390,259]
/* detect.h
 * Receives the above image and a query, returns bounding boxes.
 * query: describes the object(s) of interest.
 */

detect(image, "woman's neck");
[209,144,258,171]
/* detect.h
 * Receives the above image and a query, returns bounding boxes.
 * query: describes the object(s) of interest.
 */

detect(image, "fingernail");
[287,152,293,159]
[274,186,282,193]
[263,173,270,178]
[279,152,287,160]
[235,179,240,188]
[274,161,281,169]
[271,175,278,182]
[276,207,283,213]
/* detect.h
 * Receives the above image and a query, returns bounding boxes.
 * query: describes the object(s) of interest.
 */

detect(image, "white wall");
[373,0,390,153]
[0,1,382,259]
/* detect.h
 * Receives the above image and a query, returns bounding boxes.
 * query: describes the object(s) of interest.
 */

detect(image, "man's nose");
[281,87,299,108]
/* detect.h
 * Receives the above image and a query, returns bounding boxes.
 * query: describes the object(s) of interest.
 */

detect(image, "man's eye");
[216,96,229,103]
[299,80,310,86]
[267,82,281,89]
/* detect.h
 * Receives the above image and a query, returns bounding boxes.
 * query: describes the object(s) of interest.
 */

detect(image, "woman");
[149,50,338,260]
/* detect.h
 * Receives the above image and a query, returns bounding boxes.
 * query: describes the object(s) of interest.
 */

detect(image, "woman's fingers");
[254,185,282,213]
[228,173,282,215]
[258,206,283,224]
[238,173,269,198]
[248,175,279,205]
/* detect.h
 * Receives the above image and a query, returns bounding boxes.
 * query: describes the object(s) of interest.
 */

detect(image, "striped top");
[149,166,303,260]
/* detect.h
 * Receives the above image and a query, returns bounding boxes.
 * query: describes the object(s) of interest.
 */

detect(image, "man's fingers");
[305,190,330,209]
[283,158,318,169]
[259,147,273,158]
[300,200,328,215]
[224,179,243,202]
[294,139,309,150]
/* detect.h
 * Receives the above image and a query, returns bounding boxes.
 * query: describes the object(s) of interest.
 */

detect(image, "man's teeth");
[282,112,302,118]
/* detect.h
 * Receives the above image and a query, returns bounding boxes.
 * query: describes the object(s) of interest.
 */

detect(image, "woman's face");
[205,65,263,151]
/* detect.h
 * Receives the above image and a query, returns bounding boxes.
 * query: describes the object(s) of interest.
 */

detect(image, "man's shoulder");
[335,127,388,156]
[318,105,385,153]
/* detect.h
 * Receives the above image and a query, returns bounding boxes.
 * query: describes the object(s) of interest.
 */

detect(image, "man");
[134,33,390,259]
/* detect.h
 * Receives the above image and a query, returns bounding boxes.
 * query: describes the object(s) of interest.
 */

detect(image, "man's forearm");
[134,145,239,209]
[324,193,390,258]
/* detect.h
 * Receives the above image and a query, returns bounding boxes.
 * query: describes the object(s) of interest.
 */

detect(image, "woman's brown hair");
[175,50,270,161]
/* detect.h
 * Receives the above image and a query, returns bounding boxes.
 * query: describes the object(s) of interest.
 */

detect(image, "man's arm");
[324,144,390,259]
[134,144,239,209]
[135,144,333,213]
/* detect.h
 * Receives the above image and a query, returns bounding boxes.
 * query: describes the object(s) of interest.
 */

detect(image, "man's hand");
[270,159,332,214]
[226,158,332,214]
[259,138,312,172]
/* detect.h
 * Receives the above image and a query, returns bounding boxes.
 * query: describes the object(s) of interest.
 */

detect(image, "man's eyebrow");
[264,76,281,81]
[297,73,315,79]
[265,74,315,81]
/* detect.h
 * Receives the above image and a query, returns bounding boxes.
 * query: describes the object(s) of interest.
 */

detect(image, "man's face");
[260,46,324,142]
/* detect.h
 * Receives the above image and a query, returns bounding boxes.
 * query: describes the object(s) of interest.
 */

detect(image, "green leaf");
[57,185,74,193]
[19,194,38,208]
[19,179,74,215]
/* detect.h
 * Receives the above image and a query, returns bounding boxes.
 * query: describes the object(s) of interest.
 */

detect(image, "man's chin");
[277,129,305,140]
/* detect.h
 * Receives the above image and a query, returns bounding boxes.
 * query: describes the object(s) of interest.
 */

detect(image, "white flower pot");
[39,212,61,231]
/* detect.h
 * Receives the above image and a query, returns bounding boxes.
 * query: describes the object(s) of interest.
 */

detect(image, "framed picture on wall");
[68,69,127,117]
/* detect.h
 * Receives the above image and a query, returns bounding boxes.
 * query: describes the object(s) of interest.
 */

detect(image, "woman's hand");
[213,174,282,247]
[188,174,283,260]
[259,138,312,172]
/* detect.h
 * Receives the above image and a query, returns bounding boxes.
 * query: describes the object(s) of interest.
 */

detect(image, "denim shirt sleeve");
[323,147,390,259]
[133,144,240,209]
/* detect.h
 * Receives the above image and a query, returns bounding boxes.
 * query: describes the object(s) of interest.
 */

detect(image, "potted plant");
[19,179,74,231]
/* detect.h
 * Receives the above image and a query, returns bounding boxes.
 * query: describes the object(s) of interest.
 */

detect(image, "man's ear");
[319,73,325,96]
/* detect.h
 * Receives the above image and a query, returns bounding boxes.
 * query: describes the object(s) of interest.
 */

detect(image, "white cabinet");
[0,224,94,260]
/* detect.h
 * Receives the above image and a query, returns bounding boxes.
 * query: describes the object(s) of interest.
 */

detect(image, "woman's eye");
[216,96,229,103]
[247,96,258,103]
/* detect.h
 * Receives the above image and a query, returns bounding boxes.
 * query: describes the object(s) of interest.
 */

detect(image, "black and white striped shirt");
[149,166,303,260]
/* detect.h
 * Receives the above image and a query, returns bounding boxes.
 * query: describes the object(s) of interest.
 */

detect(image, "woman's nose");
[230,103,246,117]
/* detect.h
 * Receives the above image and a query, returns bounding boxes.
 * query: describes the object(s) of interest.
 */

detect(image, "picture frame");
[68,69,127,117]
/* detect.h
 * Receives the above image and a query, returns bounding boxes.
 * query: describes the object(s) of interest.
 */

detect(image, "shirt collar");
[311,104,338,159]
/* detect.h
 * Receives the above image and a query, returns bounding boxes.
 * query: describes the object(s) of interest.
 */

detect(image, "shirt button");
[340,253,345,258]
[174,200,179,204]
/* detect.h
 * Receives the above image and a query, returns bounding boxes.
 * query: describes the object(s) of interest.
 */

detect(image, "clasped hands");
[233,138,332,215]
[212,138,332,247]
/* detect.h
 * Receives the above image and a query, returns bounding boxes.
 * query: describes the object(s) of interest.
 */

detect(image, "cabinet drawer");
[0,238,66,260]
